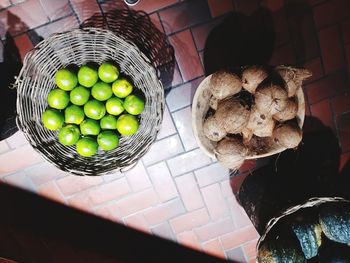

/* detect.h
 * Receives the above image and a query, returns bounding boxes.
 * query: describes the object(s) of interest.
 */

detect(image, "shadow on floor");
[236,116,347,234]
[0,182,231,263]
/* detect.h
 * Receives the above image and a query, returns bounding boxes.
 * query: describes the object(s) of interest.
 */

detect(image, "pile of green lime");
[41,62,145,157]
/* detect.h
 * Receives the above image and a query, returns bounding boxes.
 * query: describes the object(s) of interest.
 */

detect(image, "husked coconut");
[215,98,250,134]
[255,83,288,115]
[273,98,298,122]
[246,106,275,138]
[203,115,227,141]
[276,66,312,97]
[215,137,248,170]
[209,95,219,110]
[273,123,302,149]
[241,65,268,94]
[210,70,242,100]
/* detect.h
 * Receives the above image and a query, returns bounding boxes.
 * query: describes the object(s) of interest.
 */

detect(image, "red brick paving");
[2,0,350,262]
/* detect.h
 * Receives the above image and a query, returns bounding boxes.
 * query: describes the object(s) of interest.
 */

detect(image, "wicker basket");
[192,74,305,159]
[256,197,350,262]
[16,28,164,176]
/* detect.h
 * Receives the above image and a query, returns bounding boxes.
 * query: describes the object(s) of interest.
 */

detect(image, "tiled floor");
[0,0,350,262]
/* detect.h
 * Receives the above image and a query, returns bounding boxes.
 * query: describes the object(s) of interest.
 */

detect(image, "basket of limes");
[16,28,164,176]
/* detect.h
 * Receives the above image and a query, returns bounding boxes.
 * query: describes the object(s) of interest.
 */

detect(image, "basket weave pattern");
[16,28,164,176]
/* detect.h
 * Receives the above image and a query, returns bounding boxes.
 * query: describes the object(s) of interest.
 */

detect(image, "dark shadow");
[0,182,232,263]
[81,9,175,91]
[237,116,343,234]
[0,12,26,141]
[203,7,275,75]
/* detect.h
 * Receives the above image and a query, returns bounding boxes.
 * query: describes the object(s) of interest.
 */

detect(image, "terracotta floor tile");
[194,163,229,188]
[175,173,204,211]
[39,0,72,20]
[191,18,223,51]
[243,240,258,260]
[172,106,198,151]
[37,181,66,204]
[201,183,230,221]
[313,0,350,29]
[13,33,33,61]
[226,196,254,229]
[202,238,226,259]
[167,148,212,177]
[168,30,204,82]
[269,43,296,66]
[0,140,9,154]
[143,198,185,226]
[0,0,49,38]
[234,0,259,15]
[207,0,233,18]
[176,230,201,251]
[319,25,345,74]
[225,246,247,262]
[142,134,184,166]
[220,225,259,250]
[304,57,323,83]
[159,0,210,34]
[100,0,128,13]
[3,171,35,192]
[156,105,177,140]
[331,93,350,115]
[124,161,152,192]
[0,0,11,9]
[147,162,178,202]
[151,222,176,241]
[166,77,204,112]
[131,0,177,14]
[124,213,151,233]
[310,99,334,129]
[115,188,159,217]
[194,217,235,242]
[306,71,349,104]
[70,0,101,23]
[56,175,103,196]
[5,130,28,149]
[94,202,122,223]
[0,145,42,176]
[25,162,67,186]
[170,208,209,234]
[339,152,350,172]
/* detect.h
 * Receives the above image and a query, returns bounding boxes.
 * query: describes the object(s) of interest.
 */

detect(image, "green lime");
[58,124,80,146]
[78,65,98,87]
[97,131,119,151]
[80,119,101,136]
[55,68,78,91]
[106,97,124,116]
[47,88,70,110]
[42,108,64,131]
[76,137,98,157]
[112,78,133,98]
[100,115,118,130]
[98,62,119,83]
[116,114,139,136]
[91,81,113,101]
[84,100,106,120]
[70,86,90,106]
[65,105,85,125]
[123,95,145,115]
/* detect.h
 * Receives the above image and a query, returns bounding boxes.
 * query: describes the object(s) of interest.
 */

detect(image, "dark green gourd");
[292,221,323,259]
[319,203,350,245]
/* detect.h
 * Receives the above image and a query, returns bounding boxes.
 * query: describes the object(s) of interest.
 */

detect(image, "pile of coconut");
[203,65,311,170]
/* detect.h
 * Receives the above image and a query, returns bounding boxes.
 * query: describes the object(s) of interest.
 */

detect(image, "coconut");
[255,83,288,115]
[248,136,277,156]
[215,137,248,170]
[203,115,227,142]
[246,106,275,138]
[241,65,269,94]
[273,98,298,122]
[210,70,242,100]
[215,98,250,134]
[273,123,302,149]
[276,66,312,97]
[209,95,219,110]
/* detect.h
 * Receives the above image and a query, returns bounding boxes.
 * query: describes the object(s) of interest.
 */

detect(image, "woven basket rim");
[15,27,164,176]
[256,196,350,254]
